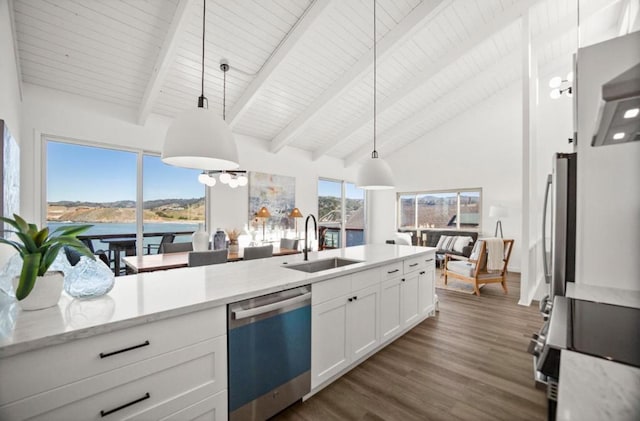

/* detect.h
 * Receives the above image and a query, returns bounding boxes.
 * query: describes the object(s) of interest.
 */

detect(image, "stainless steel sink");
[284,257,362,273]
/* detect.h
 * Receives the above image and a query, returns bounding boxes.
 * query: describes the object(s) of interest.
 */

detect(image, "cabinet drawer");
[0,306,226,406]
[403,256,426,274]
[381,262,403,281]
[0,335,227,421]
[313,275,351,305]
[351,268,381,291]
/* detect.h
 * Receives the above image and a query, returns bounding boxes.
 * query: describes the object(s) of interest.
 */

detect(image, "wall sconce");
[198,170,248,188]
[549,72,573,99]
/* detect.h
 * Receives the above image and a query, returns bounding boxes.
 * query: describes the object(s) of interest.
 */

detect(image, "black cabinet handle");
[409,263,418,267]
[99,340,150,359]
[387,269,399,274]
[401,278,405,282]
[348,297,353,302]
[426,258,434,262]
[419,271,425,275]
[100,393,150,417]
[353,296,358,300]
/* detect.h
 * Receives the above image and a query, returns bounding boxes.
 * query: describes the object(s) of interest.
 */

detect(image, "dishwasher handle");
[233,292,311,320]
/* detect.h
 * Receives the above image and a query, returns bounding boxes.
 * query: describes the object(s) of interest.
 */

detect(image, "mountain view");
[47,198,205,223]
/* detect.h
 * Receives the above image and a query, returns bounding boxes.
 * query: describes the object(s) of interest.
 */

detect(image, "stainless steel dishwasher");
[228,285,311,421]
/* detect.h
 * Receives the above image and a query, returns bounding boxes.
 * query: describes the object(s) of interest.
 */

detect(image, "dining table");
[100,237,137,276]
[122,247,301,274]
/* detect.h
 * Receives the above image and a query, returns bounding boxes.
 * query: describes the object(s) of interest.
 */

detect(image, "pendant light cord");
[372,0,378,159]
[223,66,226,120]
[198,0,207,108]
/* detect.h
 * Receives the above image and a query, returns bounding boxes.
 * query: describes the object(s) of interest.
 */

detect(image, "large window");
[46,139,204,270]
[398,189,481,230]
[318,179,365,249]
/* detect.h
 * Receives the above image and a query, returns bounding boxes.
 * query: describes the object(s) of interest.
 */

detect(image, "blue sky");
[47,141,203,202]
[318,179,364,199]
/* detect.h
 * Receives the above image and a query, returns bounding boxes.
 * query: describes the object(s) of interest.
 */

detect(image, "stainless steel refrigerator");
[542,153,577,301]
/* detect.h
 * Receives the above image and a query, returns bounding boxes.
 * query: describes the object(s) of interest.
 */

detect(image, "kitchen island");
[0,244,436,420]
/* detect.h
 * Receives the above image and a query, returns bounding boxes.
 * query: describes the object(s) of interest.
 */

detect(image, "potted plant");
[0,214,95,310]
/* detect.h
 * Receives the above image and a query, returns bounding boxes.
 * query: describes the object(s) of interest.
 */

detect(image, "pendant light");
[162,0,239,171]
[357,0,394,190]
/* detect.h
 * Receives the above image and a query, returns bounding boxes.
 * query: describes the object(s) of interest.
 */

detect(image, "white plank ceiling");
[11,0,628,165]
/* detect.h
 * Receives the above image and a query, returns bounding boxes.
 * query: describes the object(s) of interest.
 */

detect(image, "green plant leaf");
[0,237,26,255]
[61,237,96,260]
[40,244,63,275]
[16,253,41,300]
[13,214,30,234]
[14,231,38,253]
[33,227,50,247]
[0,217,21,233]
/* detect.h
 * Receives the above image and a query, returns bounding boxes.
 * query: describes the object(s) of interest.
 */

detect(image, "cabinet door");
[401,274,420,327]
[311,295,350,389]
[418,267,435,316]
[380,277,402,343]
[348,284,380,361]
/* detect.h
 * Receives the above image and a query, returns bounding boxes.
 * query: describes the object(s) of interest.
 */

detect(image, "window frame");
[317,177,366,249]
[396,187,482,231]
[41,135,208,256]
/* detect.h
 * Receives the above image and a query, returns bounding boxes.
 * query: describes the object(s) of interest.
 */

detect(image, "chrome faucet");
[304,214,317,261]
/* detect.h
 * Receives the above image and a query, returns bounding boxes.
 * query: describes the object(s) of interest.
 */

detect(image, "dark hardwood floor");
[276,272,547,421]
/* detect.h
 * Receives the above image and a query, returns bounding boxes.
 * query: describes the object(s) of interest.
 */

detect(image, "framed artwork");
[0,119,20,238]
[248,172,295,229]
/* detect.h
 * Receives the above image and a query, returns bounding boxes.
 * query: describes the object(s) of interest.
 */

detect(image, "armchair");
[444,238,514,296]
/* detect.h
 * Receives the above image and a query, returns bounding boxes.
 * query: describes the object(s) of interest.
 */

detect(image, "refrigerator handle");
[542,174,552,283]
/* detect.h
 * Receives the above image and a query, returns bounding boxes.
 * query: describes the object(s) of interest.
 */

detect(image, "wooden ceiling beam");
[317,0,542,162]
[227,0,334,127]
[269,0,451,154]
[137,0,193,125]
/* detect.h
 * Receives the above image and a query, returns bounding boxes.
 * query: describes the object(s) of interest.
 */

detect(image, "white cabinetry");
[0,306,228,421]
[312,252,436,392]
[311,269,381,389]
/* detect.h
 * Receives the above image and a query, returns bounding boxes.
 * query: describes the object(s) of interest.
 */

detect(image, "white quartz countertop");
[0,244,434,357]
[557,350,640,421]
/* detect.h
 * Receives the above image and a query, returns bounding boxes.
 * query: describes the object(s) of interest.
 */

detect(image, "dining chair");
[147,233,175,254]
[188,250,228,267]
[243,244,273,260]
[279,238,299,250]
[161,242,193,254]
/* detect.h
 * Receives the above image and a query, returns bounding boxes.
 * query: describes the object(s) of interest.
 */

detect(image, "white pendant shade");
[357,156,394,190]
[162,108,239,171]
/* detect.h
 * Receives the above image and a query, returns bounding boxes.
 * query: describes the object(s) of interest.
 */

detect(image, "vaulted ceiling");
[10,0,630,165]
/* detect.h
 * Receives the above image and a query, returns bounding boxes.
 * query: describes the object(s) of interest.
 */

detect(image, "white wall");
[574,32,640,291]
[19,84,358,236]
[383,86,523,272]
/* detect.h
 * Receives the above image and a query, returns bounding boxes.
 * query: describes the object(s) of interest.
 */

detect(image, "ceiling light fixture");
[624,108,639,119]
[356,0,394,190]
[198,170,248,188]
[161,0,239,171]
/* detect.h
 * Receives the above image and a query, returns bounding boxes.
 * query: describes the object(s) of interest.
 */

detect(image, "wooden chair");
[444,239,514,296]
[188,250,228,267]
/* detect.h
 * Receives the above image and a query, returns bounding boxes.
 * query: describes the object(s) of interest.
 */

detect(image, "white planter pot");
[13,271,64,311]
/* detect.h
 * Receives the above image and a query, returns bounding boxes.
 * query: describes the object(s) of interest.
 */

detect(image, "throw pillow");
[435,235,448,250]
[453,236,473,253]
[442,236,456,251]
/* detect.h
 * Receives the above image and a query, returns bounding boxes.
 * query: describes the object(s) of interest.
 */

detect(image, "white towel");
[485,237,504,272]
